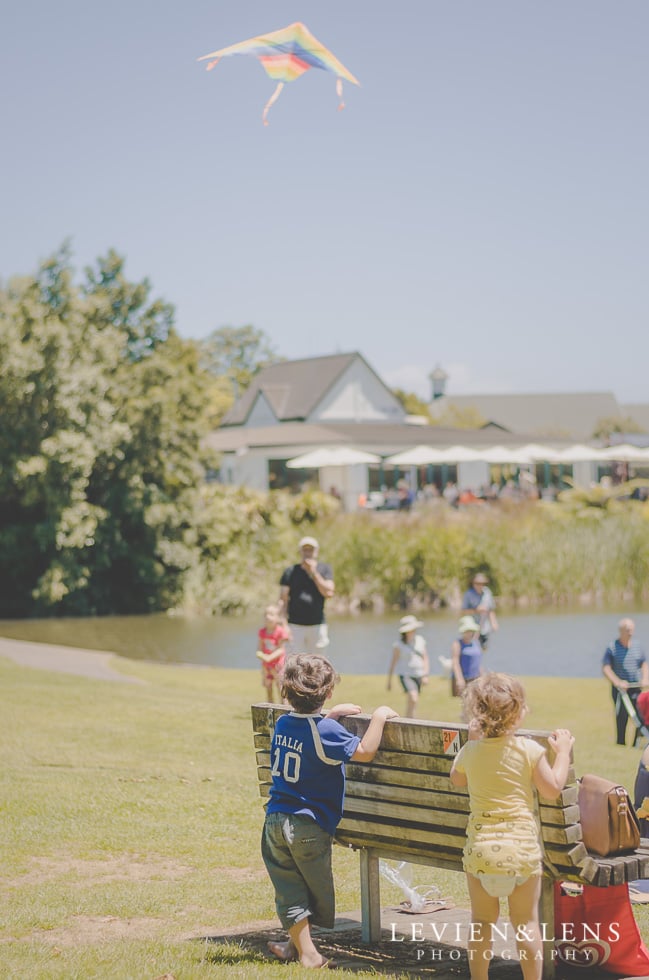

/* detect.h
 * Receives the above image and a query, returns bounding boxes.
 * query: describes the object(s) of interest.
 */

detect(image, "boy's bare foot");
[267,939,297,962]
[300,953,336,968]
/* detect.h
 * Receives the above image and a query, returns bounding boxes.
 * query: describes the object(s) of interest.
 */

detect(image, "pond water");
[1,605,649,678]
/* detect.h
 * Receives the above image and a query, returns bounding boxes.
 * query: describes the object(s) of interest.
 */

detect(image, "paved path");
[0,636,143,683]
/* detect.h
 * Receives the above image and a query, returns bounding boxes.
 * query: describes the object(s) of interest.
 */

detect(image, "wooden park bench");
[251,704,649,979]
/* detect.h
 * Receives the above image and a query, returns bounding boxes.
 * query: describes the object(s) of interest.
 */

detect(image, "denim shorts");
[261,811,335,930]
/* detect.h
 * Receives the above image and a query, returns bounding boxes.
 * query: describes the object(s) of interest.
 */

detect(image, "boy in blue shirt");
[263,653,398,969]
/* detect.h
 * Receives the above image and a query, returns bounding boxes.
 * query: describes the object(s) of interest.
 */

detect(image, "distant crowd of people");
[358,478,544,511]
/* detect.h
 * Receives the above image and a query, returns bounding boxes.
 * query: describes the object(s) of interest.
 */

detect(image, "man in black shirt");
[279,537,335,654]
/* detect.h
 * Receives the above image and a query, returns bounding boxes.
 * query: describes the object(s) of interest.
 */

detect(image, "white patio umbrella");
[515,443,565,462]
[595,444,649,463]
[436,445,497,463]
[384,445,457,466]
[286,446,381,468]
[551,444,610,463]
[386,444,496,465]
[477,446,533,464]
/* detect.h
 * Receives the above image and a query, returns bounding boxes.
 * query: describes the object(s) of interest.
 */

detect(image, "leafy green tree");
[392,388,433,421]
[83,249,174,360]
[0,248,213,616]
[593,415,645,441]
[431,404,489,429]
[83,331,214,613]
[0,248,122,613]
[200,324,279,421]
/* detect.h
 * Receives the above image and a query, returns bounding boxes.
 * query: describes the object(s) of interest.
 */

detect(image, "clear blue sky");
[3,1,648,402]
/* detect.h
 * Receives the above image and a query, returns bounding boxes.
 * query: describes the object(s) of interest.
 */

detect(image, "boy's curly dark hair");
[281,654,340,713]
[463,672,527,737]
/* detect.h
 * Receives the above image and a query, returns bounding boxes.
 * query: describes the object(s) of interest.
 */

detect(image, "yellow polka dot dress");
[453,735,546,880]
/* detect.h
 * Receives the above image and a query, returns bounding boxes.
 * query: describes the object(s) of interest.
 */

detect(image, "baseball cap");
[298,536,319,550]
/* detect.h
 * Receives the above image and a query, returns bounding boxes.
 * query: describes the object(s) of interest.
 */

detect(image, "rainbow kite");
[198,21,360,125]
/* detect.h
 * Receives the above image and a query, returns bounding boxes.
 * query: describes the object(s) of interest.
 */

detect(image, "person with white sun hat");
[387,614,429,718]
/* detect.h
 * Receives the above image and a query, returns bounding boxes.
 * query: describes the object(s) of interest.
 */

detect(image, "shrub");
[177,491,649,615]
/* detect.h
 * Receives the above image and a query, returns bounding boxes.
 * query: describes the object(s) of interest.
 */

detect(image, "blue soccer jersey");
[265,712,361,836]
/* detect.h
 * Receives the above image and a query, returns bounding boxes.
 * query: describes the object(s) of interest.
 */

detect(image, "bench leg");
[539,876,556,980]
[359,849,381,943]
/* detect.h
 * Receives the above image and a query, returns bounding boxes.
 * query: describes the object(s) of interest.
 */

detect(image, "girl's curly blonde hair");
[463,672,527,737]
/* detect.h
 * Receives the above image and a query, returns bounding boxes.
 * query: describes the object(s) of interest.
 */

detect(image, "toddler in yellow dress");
[450,672,574,980]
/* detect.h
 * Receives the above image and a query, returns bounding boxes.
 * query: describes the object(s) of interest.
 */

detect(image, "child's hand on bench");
[326,702,362,719]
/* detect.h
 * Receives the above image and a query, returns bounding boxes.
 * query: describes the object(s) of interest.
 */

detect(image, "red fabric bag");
[554,881,649,975]
[637,690,649,726]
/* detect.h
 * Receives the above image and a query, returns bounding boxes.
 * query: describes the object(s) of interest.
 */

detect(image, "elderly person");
[602,618,649,746]
[461,572,499,650]
[279,537,334,655]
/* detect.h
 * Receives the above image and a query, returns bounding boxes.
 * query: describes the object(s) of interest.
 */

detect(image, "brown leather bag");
[578,773,641,857]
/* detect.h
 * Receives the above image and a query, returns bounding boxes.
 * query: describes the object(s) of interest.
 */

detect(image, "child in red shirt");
[257,604,290,702]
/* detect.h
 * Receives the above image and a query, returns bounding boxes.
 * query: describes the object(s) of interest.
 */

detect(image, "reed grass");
[321,503,649,610]
[1,653,648,978]
[165,488,649,614]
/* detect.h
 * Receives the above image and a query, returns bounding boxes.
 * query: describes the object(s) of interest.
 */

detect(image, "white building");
[205,352,624,508]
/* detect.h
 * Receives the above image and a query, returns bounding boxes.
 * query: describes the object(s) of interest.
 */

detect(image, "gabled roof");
[431,392,621,440]
[250,384,291,418]
[221,352,395,426]
[204,421,557,454]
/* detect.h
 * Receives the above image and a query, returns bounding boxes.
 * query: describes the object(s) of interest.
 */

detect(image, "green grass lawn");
[1,653,648,978]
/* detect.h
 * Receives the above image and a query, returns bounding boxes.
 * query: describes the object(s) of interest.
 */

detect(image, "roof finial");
[429,364,448,400]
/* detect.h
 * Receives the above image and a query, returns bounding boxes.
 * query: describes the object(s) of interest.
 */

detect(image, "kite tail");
[205,57,221,71]
[336,77,345,112]
[262,82,284,126]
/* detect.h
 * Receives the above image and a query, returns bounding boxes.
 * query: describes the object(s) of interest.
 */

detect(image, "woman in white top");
[387,615,429,718]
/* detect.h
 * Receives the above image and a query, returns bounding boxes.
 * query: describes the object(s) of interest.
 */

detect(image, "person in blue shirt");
[602,618,649,746]
[462,572,499,650]
[263,653,398,969]
[451,615,483,697]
